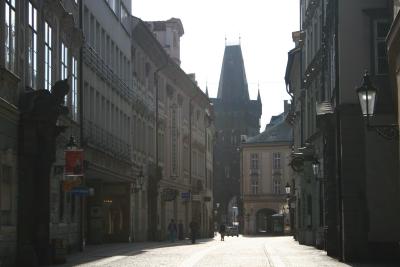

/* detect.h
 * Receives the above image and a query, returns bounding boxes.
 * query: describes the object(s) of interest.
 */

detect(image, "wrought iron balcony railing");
[83,119,131,162]
[83,44,132,102]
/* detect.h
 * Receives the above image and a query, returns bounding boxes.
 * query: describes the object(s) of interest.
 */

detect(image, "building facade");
[241,102,293,235]
[0,1,215,265]
[286,0,400,262]
[0,0,83,265]
[81,0,134,244]
[211,44,262,226]
[130,16,215,241]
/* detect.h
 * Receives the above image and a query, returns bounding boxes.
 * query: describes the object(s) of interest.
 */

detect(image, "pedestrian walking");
[168,219,177,242]
[178,220,184,240]
[189,221,198,244]
[219,223,226,241]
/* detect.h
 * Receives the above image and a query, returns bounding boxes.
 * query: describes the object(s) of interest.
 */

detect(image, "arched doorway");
[255,208,278,234]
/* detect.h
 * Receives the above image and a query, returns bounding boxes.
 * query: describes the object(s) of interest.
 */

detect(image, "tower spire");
[217,44,249,101]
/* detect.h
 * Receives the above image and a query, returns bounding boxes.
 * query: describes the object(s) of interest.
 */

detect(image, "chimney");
[188,73,197,85]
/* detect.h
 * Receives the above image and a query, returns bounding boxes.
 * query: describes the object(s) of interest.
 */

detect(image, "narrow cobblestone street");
[62,236,397,267]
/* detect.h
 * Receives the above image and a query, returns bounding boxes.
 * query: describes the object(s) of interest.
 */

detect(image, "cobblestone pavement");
[62,235,398,267]
[262,236,397,267]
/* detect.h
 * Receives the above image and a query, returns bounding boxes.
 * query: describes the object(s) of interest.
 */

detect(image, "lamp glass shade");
[358,89,376,117]
[285,183,291,194]
[356,71,378,117]
[312,161,320,176]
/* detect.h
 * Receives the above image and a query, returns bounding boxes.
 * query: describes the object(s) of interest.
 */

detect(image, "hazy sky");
[132,0,299,128]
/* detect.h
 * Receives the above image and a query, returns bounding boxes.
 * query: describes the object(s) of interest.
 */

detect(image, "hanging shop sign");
[62,176,82,192]
[65,149,84,176]
[181,191,191,201]
[71,186,90,196]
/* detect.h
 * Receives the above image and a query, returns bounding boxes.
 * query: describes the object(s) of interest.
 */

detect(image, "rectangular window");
[251,180,258,195]
[273,178,281,194]
[159,132,164,163]
[120,3,129,29]
[250,153,259,170]
[106,0,118,15]
[44,22,52,90]
[72,57,78,120]
[28,2,38,89]
[171,107,178,176]
[273,152,281,169]
[5,0,16,72]
[373,19,390,75]
[61,43,68,103]
[183,145,189,171]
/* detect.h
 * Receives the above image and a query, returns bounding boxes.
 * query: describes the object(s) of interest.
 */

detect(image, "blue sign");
[71,186,90,196]
[181,192,191,200]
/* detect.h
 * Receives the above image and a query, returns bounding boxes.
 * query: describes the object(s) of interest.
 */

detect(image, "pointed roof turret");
[205,83,209,97]
[217,44,249,102]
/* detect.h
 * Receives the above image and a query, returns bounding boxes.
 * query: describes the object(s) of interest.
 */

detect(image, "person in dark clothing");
[189,221,198,244]
[219,224,226,241]
[167,219,177,242]
[178,220,184,240]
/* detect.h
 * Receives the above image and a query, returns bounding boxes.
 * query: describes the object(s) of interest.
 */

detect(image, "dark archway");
[255,208,279,234]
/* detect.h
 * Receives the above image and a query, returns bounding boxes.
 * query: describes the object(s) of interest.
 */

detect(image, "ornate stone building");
[0,0,83,265]
[241,102,293,235]
[286,0,400,262]
[131,17,215,241]
[211,44,262,226]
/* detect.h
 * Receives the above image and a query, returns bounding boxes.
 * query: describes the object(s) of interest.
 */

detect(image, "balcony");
[83,120,131,162]
[83,44,132,102]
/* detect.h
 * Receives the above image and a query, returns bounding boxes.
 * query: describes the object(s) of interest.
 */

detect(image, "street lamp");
[66,135,78,150]
[356,71,399,140]
[285,182,291,195]
[312,159,320,177]
[284,182,292,235]
[356,71,377,118]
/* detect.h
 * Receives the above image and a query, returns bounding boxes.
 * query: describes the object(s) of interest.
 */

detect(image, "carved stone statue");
[17,79,69,266]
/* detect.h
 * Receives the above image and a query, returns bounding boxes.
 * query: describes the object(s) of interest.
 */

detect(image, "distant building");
[211,44,262,225]
[131,16,215,241]
[145,18,184,66]
[241,102,293,235]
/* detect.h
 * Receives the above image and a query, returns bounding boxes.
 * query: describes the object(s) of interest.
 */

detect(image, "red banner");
[65,149,84,176]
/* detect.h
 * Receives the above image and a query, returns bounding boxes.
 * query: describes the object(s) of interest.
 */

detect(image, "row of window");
[5,1,78,119]
[84,82,130,143]
[250,152,281,170]
[84,7,131,85]
[250,178,283,195]
[302,2,390,76]
[104,0,129,30]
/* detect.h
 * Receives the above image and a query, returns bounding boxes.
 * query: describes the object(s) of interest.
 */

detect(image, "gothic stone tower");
[211,44,262,225]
